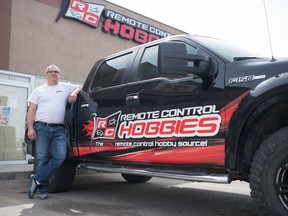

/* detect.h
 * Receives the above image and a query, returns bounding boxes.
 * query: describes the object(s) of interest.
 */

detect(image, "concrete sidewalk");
[0,164,33,181]
[0,163,94,181]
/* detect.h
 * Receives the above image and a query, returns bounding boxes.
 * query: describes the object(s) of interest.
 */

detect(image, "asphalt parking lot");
[0,168,261,216]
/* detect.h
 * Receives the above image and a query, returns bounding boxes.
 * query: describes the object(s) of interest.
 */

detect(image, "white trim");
[0,160,28,165]
[0,70,33,78]
[0,70,34,93]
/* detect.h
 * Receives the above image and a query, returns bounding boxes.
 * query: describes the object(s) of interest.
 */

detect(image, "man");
[26,64,81,200]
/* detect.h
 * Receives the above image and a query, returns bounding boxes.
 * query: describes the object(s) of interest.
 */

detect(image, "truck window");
[185,44,198,67]
[91,53,132,89]
[137,45,159,81]
[137,43,199,81]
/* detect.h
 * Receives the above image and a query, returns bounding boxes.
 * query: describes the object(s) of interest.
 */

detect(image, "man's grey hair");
[45,64,61,73]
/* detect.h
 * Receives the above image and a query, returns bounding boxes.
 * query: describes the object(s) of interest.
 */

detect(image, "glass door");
[0,72,32,162]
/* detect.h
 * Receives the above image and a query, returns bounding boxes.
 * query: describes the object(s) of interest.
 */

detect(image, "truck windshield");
[191,35,263,62]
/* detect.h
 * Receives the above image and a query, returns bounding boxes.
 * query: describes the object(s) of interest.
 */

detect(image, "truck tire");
[48,158,77,193]
[121,173,152,183]
[250,126,288,216]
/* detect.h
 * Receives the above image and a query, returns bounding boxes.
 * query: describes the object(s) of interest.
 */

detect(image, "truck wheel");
[250,126,288,216]
[121,173,152,183]
[48,158,77,193]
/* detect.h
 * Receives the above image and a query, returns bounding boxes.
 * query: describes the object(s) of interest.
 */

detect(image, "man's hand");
[68,86,81,103]
[26,102,37,141]
[28,128,36,141]
[68,93,77,103]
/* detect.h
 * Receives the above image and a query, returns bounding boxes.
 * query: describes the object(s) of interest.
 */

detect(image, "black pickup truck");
[25,34,288,216]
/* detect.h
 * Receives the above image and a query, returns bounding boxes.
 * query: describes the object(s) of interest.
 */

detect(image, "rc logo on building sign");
[63,0,105,28]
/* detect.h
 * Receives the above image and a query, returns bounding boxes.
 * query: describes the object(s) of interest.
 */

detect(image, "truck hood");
[226,57,288,78]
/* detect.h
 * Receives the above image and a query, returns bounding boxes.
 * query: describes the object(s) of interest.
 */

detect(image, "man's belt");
[35,121,64,127]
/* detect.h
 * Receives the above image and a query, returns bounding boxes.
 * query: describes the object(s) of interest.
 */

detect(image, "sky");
[108,0,288,58]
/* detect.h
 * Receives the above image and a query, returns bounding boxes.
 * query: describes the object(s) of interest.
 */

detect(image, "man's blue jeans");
[35,123,67,194]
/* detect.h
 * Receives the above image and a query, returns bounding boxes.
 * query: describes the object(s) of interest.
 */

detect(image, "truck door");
[73,52,134,158]
[121,42,226,166]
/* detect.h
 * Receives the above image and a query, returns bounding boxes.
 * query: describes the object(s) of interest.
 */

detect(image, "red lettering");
[71,0,88,12]
[159,120,177,135]
[102,19,162,44]
[84,13,99,26]
[118,122,133,138]
[97,119,107,128]
[145,121,160,136]
[198,115,221,136]
[174,119,182,134]
[104,142,114,147]
[119,25,134,39]
[132,122,146,137]
[104,128,116,138]
[134,29,148,44]
[118,115,221,139]
[102,19,120,35]
[179,118,198,134]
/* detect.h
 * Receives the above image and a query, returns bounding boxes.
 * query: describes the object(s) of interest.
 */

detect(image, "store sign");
[63,0,105,28]
[103,10,172,43]
[58,0,172,44]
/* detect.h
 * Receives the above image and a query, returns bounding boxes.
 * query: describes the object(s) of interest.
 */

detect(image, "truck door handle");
[126,93,139,106]
[126,95,138,101]
[81,103,89,108]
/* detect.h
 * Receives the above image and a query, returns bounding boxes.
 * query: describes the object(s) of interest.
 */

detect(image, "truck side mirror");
[158,42,210,77]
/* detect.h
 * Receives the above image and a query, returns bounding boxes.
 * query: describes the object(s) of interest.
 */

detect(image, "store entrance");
[0,71,32,163]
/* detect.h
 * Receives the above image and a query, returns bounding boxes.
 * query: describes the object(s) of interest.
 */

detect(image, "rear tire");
[121,173,152,183]
[48,158,77,193]
[250,126,288,216]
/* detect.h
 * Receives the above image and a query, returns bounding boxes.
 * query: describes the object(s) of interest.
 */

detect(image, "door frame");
[0,70,34,164]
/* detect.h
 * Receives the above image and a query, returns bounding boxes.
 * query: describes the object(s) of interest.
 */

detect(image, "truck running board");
[79,163,230,184]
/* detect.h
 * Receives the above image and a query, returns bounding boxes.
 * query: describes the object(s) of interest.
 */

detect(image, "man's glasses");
[47,70,59,74]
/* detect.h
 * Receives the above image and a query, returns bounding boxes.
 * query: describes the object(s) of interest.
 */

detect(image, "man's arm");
[26,102,37,141]
[68,86,82,103]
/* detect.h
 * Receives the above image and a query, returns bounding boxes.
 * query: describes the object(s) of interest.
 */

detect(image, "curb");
[0,164,34,181]
[0,171,33,181]
[0,165,97,181]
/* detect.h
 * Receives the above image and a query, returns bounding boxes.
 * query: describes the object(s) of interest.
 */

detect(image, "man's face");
[46,66,60,82]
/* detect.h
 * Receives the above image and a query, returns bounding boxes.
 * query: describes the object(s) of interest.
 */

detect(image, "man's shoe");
[28,174,39,199]
[38,193,48,200]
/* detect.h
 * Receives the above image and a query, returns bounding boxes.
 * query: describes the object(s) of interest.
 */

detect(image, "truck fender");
[225,72,288,172]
